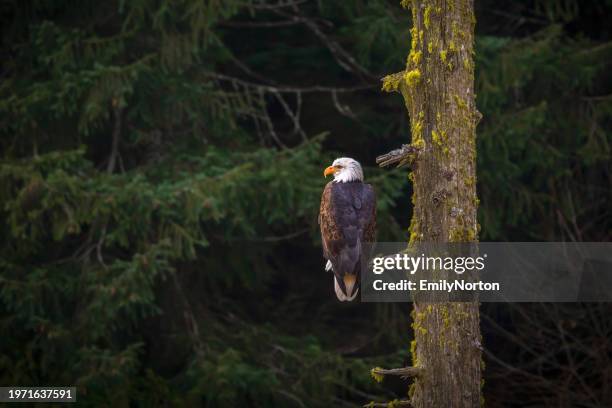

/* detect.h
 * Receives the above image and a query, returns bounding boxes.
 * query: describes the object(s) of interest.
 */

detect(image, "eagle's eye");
[336,165,344,169]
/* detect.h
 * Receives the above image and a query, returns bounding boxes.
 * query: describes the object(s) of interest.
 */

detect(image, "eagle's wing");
[319,182,376,296]
[319,182,339,274]
[360,183,377,245]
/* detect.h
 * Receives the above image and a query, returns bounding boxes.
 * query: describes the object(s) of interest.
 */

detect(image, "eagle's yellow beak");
[324,166,336,177]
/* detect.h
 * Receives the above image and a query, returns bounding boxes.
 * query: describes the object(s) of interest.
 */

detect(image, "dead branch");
[376,144,420,168]
[206,71,375,94]
[371,366,423,379]
[271,8,376,80]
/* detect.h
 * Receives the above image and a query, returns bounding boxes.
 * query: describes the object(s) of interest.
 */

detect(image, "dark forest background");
[1,0,611,406]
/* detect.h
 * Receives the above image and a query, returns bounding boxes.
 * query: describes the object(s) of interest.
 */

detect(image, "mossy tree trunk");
[381,0,483,406]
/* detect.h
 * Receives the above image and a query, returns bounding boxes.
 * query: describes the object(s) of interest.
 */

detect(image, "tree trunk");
[382,0,483,406]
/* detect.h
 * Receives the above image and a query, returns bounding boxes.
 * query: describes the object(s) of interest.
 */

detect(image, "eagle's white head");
[323,157,364,183]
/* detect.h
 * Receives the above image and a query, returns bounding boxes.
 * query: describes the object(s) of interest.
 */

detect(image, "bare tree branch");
[271,8,376,80]
[376,144,420,168]
[371,366,423,379]
[206,71,375,94]
[331,90,357,119]
[272,90,307,141]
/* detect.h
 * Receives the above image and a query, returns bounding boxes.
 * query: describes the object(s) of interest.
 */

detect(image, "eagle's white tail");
[333,276,359,301]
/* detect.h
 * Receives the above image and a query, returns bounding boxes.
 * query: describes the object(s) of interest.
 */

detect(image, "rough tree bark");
[376,0,483,406]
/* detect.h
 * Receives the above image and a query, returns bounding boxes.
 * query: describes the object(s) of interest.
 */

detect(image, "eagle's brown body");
[319,180,376,300]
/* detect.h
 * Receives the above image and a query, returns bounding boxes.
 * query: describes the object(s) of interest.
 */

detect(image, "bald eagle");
[319,158,376,301]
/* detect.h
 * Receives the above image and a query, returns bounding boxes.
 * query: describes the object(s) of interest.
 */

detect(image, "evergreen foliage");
[1,0,611,406]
